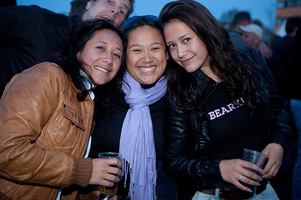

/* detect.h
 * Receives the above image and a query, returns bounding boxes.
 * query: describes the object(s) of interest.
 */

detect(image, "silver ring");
[239,175,244,181]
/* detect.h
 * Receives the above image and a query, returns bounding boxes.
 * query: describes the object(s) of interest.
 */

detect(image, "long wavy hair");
[159,0,263,119]
[51,19,126,117]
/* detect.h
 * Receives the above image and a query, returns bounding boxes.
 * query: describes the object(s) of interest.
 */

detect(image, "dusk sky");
[17,0,277,31]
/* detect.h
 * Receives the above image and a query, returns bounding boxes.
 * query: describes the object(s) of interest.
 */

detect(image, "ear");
[86,0,93,10]
[77,52,81,61]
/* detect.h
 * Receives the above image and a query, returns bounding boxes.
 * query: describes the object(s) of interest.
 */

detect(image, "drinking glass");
[98,152,123,197]
[242,148,267,194]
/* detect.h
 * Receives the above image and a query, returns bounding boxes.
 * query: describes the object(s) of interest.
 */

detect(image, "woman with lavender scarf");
[87,15,177,200]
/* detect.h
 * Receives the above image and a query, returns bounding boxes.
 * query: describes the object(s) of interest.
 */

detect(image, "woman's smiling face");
[126,25,168,85]
[77,28,123,86]
[164,19,210,73]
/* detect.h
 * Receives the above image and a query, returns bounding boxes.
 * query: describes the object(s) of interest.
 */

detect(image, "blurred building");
[276,0,301,20]
[275,0,301,35]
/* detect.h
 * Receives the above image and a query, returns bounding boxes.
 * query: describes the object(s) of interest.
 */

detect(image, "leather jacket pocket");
[62,103,85,131]
[46,103,87,149]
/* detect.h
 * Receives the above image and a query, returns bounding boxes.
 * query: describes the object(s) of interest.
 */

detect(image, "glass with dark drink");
[98,152,123,197]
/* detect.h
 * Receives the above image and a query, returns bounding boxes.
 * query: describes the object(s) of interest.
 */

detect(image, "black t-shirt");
[203,80,269,160]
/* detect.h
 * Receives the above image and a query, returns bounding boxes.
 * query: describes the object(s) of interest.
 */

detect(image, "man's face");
[241,32,260,49]
[82,0,132,27]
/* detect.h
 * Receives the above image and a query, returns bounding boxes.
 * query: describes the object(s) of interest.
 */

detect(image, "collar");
[80,69,95,100]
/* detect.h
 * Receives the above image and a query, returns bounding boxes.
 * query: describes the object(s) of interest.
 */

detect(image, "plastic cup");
[98,152,122,195]
[243,148,267,169]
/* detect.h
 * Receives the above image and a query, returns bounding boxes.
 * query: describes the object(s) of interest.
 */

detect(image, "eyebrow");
[129,41,163,48]
[97,41,123,52]
[117,0,129,14]
[166,33,190,45]
[122,3,129,12]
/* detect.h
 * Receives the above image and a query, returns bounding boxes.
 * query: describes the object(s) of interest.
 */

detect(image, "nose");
[103,53,113,65]
[177,45,186,58]
[142,51,153,63]
[110,6,120,17]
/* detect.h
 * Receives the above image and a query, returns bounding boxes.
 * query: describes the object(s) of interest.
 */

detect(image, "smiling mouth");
[139,66,156,72]
[180,56,193,65]
[95,66,109,73]
[96,15,112,21]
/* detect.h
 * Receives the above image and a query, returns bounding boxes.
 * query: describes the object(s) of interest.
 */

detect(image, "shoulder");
[2,62,71,103]
[27,62,66,75]
[17,62,70,88]
[0,5,68,26]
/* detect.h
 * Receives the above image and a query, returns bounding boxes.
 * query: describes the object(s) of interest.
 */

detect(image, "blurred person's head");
[123,15,169,85]
[285,17,301,36]
[81,0,134,27]
[232,11,252,31]
[239,24,263,49]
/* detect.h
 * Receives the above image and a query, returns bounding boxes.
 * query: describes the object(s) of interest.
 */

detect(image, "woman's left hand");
[261,143,284,179]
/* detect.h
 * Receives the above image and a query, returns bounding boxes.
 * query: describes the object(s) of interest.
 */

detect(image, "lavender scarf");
[119,71,167,200]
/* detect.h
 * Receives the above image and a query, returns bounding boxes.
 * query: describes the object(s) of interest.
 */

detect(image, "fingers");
[262,158,281,178]
[89,158,122,185]
[220,159,263,192]
[261,143,284,178]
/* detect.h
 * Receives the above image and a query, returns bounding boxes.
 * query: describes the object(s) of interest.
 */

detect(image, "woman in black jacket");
[159,0,293,199]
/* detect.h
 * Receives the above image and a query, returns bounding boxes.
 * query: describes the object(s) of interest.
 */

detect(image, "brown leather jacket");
[0,62,94,200]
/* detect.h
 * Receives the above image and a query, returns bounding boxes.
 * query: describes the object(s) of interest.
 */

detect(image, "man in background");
[228,11,272,58]
[228,11,252,48]
[271,17,301,97]
[0,0,134,96]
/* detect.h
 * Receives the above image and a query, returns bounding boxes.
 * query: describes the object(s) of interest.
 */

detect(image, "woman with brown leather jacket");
[0,20,125,200]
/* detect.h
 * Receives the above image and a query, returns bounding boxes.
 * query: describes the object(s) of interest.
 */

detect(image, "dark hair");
[126,0,135,19]
[285,17,301,35]
[233,11,251,26]
[52,19,126,116]
[159,0,263,118]
[70,0,89,16]
[123,15,158,32]
[123,15,163,47]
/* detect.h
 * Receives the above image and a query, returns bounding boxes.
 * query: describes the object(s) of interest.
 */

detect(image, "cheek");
[114,60,122,72]
[79,49,93,63]
[126,54,139,68]
[170,51,178,61]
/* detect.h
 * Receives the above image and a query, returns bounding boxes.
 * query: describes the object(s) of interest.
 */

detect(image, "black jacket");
[0,5,79,95]
[165,47,293,200]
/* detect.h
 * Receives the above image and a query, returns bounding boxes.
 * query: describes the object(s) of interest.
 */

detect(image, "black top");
[204,80,268,159]
[0,5,79,95]
[90,94,166,159]
[90,93,177,200]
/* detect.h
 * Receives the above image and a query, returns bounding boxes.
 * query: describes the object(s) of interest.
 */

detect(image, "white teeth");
[139,66,156,72]
[102,16,111,20]
[95,66,108,73]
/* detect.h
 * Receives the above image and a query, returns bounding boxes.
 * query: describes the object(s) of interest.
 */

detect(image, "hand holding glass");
[98,152,123,196]
[243,148,267,173]
[242,148,267,194]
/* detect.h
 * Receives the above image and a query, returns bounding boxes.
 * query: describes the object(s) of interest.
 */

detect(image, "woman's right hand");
[219,159,263,192]
[89,158,122,186]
